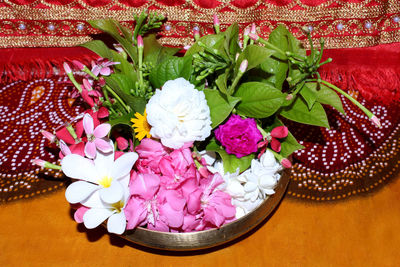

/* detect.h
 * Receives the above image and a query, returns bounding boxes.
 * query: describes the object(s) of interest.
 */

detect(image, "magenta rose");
[215,114,262,158]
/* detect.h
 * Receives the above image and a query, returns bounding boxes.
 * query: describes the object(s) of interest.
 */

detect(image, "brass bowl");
[121,169,290,251]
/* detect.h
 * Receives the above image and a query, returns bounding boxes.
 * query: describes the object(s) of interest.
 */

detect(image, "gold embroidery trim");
[3,0,400,22]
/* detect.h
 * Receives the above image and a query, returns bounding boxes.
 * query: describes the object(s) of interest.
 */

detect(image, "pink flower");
[215,114,262,158]
[125,196,148,230]
[257,126,288,157]
[135,138,168,174]
[82,113,113,158]
[91,58,120,77]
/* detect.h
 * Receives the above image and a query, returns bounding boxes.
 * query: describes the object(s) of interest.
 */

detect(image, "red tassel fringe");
[0,44,399,105]
[0,47,98,84]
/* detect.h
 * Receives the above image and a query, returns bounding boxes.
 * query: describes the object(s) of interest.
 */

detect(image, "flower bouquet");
[34,11,379,249]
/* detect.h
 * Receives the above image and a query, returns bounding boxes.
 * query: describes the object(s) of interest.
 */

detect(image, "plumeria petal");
[83,114,94,135]
[94,138,113,153]
[107,212,127,234]
[83,208,114,229]
[65,181,99,204]
[93,123,111,138]
[84,141,97,159]
[111,152,138,180]
[61,154,97,182]
[99,180,124,204]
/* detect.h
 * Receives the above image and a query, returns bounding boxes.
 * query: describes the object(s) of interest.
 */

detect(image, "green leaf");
[104,76,146,114]
[80,40,113,60]
[204,89,241,128]
[279,96,330,128]
[149,56,193,89]
[265,117,304,158]
[110,50,137,85]
[106,73,135,94]
[306,82,345,114]
[234,82,284,118]
[259,57,288,90]
[88,19,137,63]
[143,34,179,65]
[300,83,317,110]
[206,139,254,173]
[215,70,229,95]
[185,34,225,57]
[235,45,274,75]
[224,23,240,59]
[108,112,135,127]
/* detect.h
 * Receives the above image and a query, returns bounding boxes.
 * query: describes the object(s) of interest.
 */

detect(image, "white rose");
[146,78,212,149]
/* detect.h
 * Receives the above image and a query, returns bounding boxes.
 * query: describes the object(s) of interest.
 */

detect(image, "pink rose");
[215,114,262,158]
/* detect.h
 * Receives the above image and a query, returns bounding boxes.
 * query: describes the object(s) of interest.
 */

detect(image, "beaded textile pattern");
[1,0,400,49]
[0,76,399,203]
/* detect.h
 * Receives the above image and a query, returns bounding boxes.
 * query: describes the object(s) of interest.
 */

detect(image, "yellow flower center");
[98,176,113,188]
[112,200,124,213]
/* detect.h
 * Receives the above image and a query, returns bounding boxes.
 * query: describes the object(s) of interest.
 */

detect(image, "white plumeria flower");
[83,185,130,234]
[62,146,138,205]
[146,78,212,149]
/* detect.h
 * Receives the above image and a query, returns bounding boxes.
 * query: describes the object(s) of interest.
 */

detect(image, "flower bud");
[193,27,200,41]
[98,77,106,87]
[371,115,381,128]
[286,94,293,101]
[250,23,256,34]
[281,158,292,168]
[72,60,85,71]
[243,27,250,36]
[248,33,259,41]
[137,35,144,48]
[213,14,220,26]
[239,59,248,73]
[41,130,56,143]
[63,62,72,74]
[32,159,46,168]
[82,79,92,91]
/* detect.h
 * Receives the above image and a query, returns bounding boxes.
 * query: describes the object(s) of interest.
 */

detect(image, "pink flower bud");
[213,14,220,26]
[235,53,240,61]
[243,27,250,36]
[250,23,256,34]
[281,158,292,168]
[98,77,106,87]
[72,60,85,70]
[116,136,129,150]
[41,130,56,143]
[113,43,124,53]
[193,28,200,38]
[371,115,381,128]
[63,62,72,74]
[82,79,92,91]
[137,35,143,48]
[286,94,293,101]
[239,59,248,73]
[32,159,46,168]
[248,33,259,41]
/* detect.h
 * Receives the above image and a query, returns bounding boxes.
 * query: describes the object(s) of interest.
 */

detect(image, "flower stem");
[313,80,375,119]
[255,37,286,58]
[138,46,144,91]
[105,85,131,113]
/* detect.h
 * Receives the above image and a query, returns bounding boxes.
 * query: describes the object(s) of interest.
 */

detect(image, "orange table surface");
[1,176,400,267]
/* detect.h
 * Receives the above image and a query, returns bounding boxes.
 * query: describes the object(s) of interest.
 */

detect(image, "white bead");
[165,25,171,31]
[19,23,26,30]
[193,26,200,31]
[77,24,84,31]
[394,16,400,23]
[364,22,372,29]
[307,25,313,32]
[336,23,344,30]
[48,24,55,31]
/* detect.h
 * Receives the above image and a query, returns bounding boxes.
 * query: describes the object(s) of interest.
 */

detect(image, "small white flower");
[146,78,212,149]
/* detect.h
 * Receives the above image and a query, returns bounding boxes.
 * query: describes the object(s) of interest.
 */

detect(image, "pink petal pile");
[125,138,236,232]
